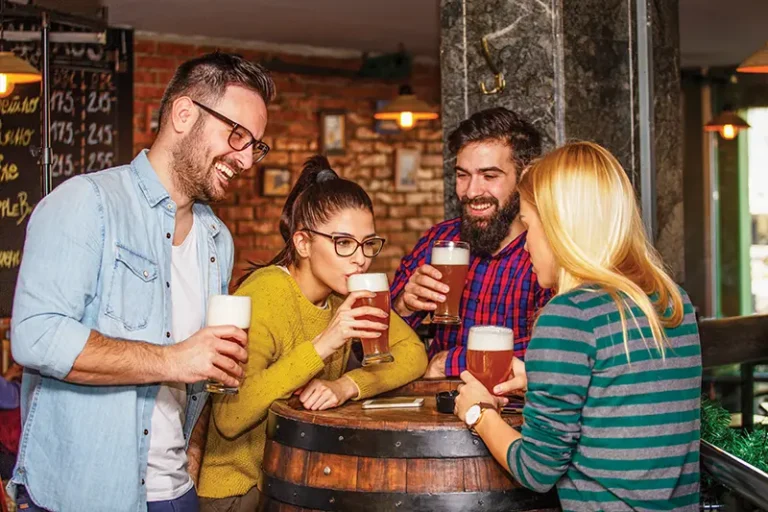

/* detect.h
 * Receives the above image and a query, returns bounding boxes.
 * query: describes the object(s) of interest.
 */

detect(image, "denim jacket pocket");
[105,244,158,331]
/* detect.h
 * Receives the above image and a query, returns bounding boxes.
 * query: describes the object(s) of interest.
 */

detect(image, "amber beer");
[467,326,514,392]
[347,273,394,366]
[204,294,251,394]
[431,241,470,324]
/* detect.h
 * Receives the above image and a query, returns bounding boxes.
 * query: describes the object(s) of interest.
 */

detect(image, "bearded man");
[9,52,274,511]
[391,107,552,378]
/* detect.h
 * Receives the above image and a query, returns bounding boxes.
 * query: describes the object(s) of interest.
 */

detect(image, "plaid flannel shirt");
[391,218,552,377]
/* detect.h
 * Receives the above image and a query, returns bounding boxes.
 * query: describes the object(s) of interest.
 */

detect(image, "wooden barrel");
[259,381,560,512]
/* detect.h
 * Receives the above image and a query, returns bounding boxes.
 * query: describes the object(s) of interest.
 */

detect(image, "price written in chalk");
[50,90,75,115]
[0,154,19,183]
[86,123,113,146]
[51,154,75,178]
[86,152,114,172]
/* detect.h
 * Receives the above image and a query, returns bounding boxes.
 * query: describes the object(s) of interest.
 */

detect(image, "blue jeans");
[16,486,199,512]
[147,487,200,512]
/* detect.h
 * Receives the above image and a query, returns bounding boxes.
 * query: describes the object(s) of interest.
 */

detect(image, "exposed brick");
[405,193,433,206]
[127,36,441,282]
[389,206,418,218]
[134,39,158,54]
[420,154,444,168]
[263,151,290,166]
[419,179,444,192]
[373,167,392,179]
[156,42,198,57]
[406,218,434,232]
[374,193,405,205]
[275,138,309,151]
[135,55,177,70]
[356,126,381,140]
[419,205,445,217]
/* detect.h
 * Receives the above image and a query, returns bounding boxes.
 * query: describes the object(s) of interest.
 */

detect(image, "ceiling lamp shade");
[0,51,42,98]
[737,42,768,73]
[374,85,439,130]
[704,108,750,140]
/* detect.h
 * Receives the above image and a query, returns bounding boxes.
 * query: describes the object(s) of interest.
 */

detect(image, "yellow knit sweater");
[197,266,428,498]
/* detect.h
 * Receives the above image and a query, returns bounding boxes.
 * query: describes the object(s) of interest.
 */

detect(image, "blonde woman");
[455,142,702,511]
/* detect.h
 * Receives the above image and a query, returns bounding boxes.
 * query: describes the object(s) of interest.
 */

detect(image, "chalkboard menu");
[0,24,133,317]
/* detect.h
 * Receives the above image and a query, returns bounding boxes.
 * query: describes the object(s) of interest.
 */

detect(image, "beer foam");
[206,295,251,329]
[431,246,470,266]
[467,326,514,351]
[347,273,389,292]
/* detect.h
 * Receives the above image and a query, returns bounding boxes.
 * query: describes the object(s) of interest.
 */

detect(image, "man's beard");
[169,121,241,204]
[460,192,520,256]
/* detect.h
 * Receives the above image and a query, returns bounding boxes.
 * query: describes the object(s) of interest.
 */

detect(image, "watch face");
[465,404,481,426]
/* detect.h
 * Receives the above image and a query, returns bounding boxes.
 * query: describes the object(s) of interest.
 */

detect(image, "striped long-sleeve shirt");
[390,218,551,376]
[507,286,702,511]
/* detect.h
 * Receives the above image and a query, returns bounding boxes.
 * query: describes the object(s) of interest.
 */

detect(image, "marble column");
[440,0,684,282]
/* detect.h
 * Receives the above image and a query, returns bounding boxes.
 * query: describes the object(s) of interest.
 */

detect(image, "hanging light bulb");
[0,0,42,96]
[374,85,438,130]
[0,52,40,97]
[704,106,750,140]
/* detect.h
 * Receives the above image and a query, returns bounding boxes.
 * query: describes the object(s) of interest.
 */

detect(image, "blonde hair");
[518,141,684,359]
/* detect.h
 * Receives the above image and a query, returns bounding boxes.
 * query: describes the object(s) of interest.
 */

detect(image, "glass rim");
[433,240,470,249]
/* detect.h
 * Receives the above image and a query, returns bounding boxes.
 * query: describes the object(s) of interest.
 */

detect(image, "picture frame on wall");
[394,148,421,192]
[320,110,346,155]
[261,167,292,197]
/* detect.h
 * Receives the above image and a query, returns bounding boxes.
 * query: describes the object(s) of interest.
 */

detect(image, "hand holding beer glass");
[466,326,515,393]
[347,273,394,365]
[430,241,470,324]
[204,295,251,394]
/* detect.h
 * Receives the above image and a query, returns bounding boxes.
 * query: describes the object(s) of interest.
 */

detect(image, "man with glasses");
[9,52,275,512]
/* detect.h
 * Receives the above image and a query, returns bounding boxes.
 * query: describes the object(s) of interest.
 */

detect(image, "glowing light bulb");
[720,124,737,140]
[398,111,414,129]
[0,74,14,98]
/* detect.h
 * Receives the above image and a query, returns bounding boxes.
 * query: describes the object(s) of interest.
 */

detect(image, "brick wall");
[132,36,445,284]
[0,36,445,346]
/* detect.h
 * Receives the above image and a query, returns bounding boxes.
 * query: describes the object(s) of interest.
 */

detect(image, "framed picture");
[394,148,421,192]
[261,167,292,197]
[320,110,346,155]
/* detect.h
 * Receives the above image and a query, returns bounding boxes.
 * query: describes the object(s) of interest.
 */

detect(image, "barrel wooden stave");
[261,392,560,512]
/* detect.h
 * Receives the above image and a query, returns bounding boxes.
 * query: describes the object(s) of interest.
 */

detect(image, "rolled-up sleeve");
[11,177,104,380]
[507,296,595,493]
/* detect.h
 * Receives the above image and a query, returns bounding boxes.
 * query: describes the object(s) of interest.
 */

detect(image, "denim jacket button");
[143,429,148,435]
[192,396,198,401]
[210,257,215,263]
[142,270,149,278]
[166,332,171,338]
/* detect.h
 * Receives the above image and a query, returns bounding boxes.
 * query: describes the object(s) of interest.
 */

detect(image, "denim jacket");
[8,150,234,511]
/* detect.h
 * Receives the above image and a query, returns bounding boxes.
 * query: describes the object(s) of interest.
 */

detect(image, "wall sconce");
[704,107,750,140]
[737,41,768,74]
[374,85,438,130]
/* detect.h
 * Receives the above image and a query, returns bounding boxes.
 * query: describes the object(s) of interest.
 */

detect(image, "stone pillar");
[440,0,684,282]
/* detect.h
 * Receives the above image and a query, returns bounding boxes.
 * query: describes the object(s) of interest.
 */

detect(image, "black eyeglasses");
[192,100,270,163]
[302,229,386,258]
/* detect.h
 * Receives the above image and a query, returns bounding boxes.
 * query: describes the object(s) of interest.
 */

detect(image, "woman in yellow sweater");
[197,155,428,511]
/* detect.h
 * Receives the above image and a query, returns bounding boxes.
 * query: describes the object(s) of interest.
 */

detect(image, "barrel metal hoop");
[260,475,561,512]
[267,410,514,458]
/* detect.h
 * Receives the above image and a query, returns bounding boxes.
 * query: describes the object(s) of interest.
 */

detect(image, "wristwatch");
[464,402,496,431]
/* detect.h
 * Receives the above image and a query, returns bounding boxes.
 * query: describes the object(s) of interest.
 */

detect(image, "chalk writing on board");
[0,155,19,183]
[0,192,32,226]
[0,251,21,270]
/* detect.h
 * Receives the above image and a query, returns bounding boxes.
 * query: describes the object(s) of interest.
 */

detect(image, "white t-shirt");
[146,218,203,501]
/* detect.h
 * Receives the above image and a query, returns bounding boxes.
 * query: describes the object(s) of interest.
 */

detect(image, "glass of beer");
[347,273,394,366]
[466,325,514,393]
[204,294,251,394]
[430,240,470,324]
